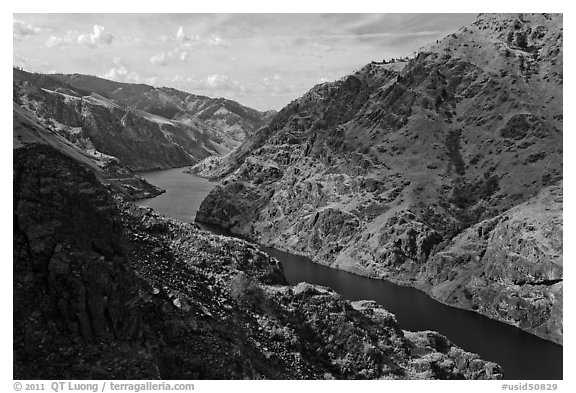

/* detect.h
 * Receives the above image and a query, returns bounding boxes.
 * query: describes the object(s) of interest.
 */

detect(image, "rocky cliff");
[196,13,563,344]
[13,143,502,379]
[423,184,563,344]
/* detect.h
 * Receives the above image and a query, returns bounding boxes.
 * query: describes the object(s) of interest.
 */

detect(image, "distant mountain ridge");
[13,101,164,201]
[13,69,274,171]
[51,73,276,150]
[196,13,563,344]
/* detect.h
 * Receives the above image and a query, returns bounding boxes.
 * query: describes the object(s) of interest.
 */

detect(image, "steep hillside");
[423,184,562,344]
[13,102,163,200]
[196,14,563,343]
[13,143,502,379]
[14,68,231,171]
[51,73,275,150]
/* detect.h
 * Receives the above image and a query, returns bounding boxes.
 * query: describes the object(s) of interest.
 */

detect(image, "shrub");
[230,273,267,310]
[515,32,528,49]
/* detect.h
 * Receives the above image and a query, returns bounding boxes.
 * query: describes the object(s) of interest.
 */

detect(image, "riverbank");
[136,168,562,380]
[15,144,503,379]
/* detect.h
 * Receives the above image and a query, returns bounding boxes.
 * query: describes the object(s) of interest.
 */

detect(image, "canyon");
[12,12,563,380]
[196,13,563,344]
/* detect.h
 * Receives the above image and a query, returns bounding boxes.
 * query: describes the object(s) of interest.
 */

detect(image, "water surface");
[135,167,563,380]
[135,167,215,223]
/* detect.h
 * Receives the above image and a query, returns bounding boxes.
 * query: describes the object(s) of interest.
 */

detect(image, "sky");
[13,13,477,111]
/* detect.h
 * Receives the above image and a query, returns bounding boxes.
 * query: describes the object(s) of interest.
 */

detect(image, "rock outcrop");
[13,143,502,379]
[422,184,563,344]
[14,144,151,378]
[197,13,563,343]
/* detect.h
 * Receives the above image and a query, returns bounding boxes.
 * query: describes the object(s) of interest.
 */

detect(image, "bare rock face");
[274,285,502,379]
[423,185,562,344]
[13,143,502,379]
[13,145,150,378]
[197,14,563,343]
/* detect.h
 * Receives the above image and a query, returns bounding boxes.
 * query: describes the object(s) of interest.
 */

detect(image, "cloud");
[163,74,245,93]
[150,52,168,66]
[149,47,191,66]
[77,25,114,47]
[175,73,300,97]
[46,34,74,47]
[311,42,333,52]
[176,26,189,42]
[262,74,282,84]
[205,34,226,46]
[13,19,41,40]
[46,25,114,48]
[257,74,305,95]
[103,57,141,83]
[202,74,242,91]
[172,25,226,50]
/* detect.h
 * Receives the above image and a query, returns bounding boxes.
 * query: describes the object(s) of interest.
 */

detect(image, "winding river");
[135,167,563,380]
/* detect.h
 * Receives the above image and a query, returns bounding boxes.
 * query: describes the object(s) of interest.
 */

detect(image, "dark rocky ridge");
[196,14,563,344]
[13,143,502,379]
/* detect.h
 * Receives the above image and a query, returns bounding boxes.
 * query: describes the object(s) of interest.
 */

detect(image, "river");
[135,167,563,380]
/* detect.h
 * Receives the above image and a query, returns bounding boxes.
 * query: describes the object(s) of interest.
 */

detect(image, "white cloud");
[77,25,114,48]
[257,74,304,95]
[203,74,242,91]
[312,42,333,52]
[103,58,141,83]
[150,48,191,65]
[176,26,189,42]
[46,35,74,48]
[163,74,245,93]
[175,26,203,44]
[13,19,41,40]
[172,26,225,49]
[150,52,168,66]
[263,74,282,84]
[45,25,113,48]
[206,35,224,46]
